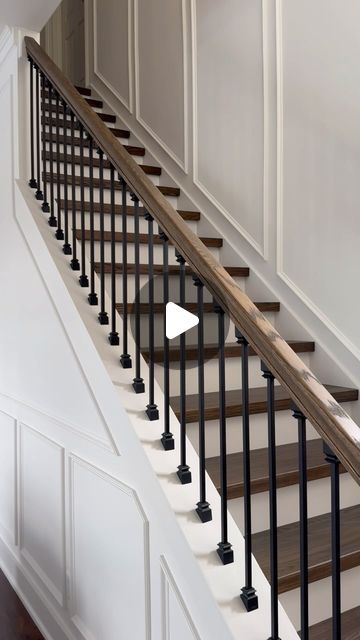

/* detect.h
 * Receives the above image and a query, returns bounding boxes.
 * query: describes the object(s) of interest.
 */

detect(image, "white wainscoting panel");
[161,556,201,640]
[0,411,17,546]
[19,424,65,606]
[135,0,188,171]
[69,456,151,640]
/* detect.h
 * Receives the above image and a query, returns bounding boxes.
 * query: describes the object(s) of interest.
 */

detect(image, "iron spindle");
[70,111,80,270]
[235,329,258,610]
[78,123,88,287]
[261,361,281,640]
[324,443,341,640]
[132,193,145,393]
[35,66,43,200]
[108,165,119,344]
[215,301,233,564]
[160,229,174,450]
[98,149,108,324]
[119,177,131,368]
[28,59,37,189]
[40,73,50,212]
[55,91,64,240]
[145,211,159,420]
[193,276,212,522]
[291,404,309,640]
[48,84,57,228]
[62,99,71,254]
[176,251,191,484]
[87,137,98,305]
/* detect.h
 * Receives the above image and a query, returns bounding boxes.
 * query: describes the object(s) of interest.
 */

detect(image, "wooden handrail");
[25,36,360,484]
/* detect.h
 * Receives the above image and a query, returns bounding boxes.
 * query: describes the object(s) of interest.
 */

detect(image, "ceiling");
[0,0,62,32]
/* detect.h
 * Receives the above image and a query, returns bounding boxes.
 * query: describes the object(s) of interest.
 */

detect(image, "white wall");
[87,0,360,386]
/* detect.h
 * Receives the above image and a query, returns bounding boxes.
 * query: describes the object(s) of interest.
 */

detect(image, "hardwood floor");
[0,570,44,640]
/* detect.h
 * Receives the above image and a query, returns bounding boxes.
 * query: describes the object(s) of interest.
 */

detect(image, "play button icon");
[166,302,199,340]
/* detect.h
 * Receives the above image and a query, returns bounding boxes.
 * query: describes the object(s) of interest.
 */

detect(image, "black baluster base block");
[55,228,64,241]
[98,311,109,325]
[63,243,72,255]
[88,292,98,306]
[217,542,234,565]
[146,404,159,421]
[132,377,145,394]
[79,275,89,288]
[42,201,50,213]
[120,353,132,369]
[35,189,43,201]
[161,432,175,451]
[108,332,120,346]
[48,215,57,228]
[70,258,80,271]
[240,586,259,612]
[29,178,37,189]
[196,501,212,523]
[177,465,192,485]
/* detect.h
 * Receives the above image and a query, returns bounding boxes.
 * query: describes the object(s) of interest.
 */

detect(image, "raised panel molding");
[191,0,269,258]
[275,0,360,362]
[0,411,17,546]
[68,455,151,640]
[160,556,201,640]
[134,0,189,173]
[93,0,133,113]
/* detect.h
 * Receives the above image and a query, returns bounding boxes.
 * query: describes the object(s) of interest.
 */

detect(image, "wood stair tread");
[43,112,116,124]
[42,134,144,153]
[206,438,346,500]
[43,151,161,175]
[59,199,200,221]
[43,93,102,109]
[115,301,278,315]
[170,384,358,423]
[252,504,360,593]
[43,172,179,197]
[307,605,360,640]
[143,339,315,363]
[77,229,222,247]
[42,120,129,138]
[96,262,249,278]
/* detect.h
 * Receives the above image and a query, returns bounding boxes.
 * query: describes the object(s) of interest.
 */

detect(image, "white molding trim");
[275,0,360,363]
[68,455,151,640]
[134,0,189,173]
[160,555,201,640]
[93,0,133,114]
[0,410,17,546]
[191,0,268,258]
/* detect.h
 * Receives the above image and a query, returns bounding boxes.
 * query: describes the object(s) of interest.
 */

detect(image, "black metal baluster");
[88,137,98,305]
[160,230,174,450]
[78,123,88,287]
[193,276,212,522]
[132,193,144,392]
[48,85,57,228]
[109,164,119,344]
[236,329,258,610]
[62,99,71,254]
[145,211,159,419]
[292,404,309,640]
[35,66,43,201]
[69,111,79,268]
[215,301,233,564]
[40,73,50,212]
[98,149,108,324]
[119,177,131,368]
[28,59,37,189]
[176,251,191,484]
[261,361,281,640]
[324,443,341,640]
[55,91,64,240]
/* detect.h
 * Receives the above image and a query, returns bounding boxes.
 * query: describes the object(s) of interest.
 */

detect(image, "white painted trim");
[93,0,133,113]
[191,0,268,258]
[275,0,360,363]
[160,555,201,640]
[0,410,17,547]
[134,0,189,173]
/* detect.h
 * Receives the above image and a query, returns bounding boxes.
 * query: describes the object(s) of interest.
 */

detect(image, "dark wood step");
[43,111,116,125]
[42,116,127,137]
[43,93,103,109]
[60,199,200,221]
[42,134,144,153]
[206,439,346,500]
[78,229,222,248]
[115,301,278,315]
[43,151,161,176]
[44,172,179,198]
[144,339,315,364]
[0,569,45,639]
[308,606,360,640]
[252,504,360,594]
[170,384,358,423]
[97,262,249,278]
[75,85,91,96]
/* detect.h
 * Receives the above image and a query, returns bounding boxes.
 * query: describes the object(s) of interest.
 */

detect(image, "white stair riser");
[44,183,177,208]
[45,141,146,165]
[73,212,199,235]
[84,239,221,265]
[44,159,161,186]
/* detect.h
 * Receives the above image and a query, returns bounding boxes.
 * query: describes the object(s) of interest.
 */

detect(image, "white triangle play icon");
[166,302,199,340]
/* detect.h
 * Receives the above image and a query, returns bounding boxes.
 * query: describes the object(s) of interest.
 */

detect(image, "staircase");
[25,38,360,640]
